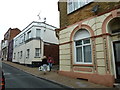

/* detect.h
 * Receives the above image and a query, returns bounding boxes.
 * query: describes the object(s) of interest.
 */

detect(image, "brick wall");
[9,28,21,41]
[44,43,59,65]
[58,2,67,28]
[4,28,21,41]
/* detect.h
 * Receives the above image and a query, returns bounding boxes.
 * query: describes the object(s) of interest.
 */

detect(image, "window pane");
[68,0,94,14]
[112,29,120,33]
[76,40,82,46]
[27,49,30,58]
[35,48,40,57]
[36,53,39,57]
[68,0,74,13]
[14,53,15,58]
[21,51,22,58]
[36,49,39,53]
[83,38,90,44]
[18,52,19,58]
[36,29,41,37]
[27,31,31,39]
[74,1,78,10]
[76,47,82,62]
[84,45,92,63]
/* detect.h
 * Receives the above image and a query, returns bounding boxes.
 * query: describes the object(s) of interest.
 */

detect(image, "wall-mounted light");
[91,5,99,14]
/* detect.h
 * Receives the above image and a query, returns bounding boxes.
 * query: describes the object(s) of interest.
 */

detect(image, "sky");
[0,0,59,41]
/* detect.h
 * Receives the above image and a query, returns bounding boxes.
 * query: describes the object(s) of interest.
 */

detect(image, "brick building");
[56,0,120,87]
[1,28,21,61]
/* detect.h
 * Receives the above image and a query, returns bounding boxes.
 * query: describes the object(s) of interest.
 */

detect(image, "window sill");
[73,64,93,67]
[111,32,120,36]
[34,57,40,58]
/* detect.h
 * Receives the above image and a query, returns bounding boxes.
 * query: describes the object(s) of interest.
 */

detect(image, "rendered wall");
[59,8,120,86]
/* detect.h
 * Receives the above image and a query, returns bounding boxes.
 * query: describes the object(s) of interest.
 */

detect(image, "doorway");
[113,41,120,82]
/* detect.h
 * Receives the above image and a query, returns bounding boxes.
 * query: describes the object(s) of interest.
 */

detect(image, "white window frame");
[35,48,41,57]
[26,49,30,58]
[15,39,18,47]
[20,35,24,44]
[20,51,22,59]
[27,31,31,40]
[74,29,92,64]
[18,52,19,60]
[14,53,16,59]
[67,0,94,14]
[36,29,41,38]
[67,0,74,13]
[74,38,92,64]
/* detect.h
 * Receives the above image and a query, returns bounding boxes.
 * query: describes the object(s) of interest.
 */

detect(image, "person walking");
[47,55,54,72]
[41,56,48,75]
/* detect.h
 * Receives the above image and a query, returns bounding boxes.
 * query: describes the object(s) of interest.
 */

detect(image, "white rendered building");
[12,21,59,66]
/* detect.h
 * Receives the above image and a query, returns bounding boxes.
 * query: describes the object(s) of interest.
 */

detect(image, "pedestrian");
[47,55,54,72]
[41,56,48,75]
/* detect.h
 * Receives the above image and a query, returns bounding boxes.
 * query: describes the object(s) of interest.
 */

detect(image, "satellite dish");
[44,17,46,23]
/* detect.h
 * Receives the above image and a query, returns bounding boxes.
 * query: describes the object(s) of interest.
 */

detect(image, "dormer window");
[67,0,93,14]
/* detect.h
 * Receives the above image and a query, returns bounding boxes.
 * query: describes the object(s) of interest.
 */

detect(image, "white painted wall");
[13,21,58,64]
[42,27,59,44]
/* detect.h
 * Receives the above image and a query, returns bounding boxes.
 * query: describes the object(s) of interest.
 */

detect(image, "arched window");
[74,29,92,64]
[108,17,120,34]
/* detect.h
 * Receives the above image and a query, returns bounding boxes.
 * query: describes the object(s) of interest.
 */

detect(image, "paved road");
[2,63,68,89]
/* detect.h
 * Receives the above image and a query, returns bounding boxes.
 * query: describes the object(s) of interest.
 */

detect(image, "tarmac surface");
[3,63,68,88]
[2,61,109,88]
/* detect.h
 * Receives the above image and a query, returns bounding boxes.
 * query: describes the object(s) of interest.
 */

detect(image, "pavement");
[2,61,110,88]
